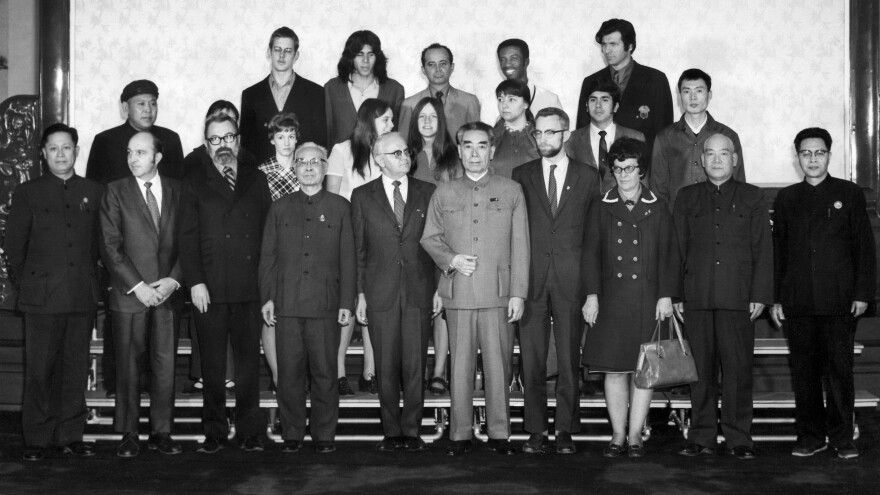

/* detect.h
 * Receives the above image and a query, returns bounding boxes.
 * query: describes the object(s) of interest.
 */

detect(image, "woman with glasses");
[582,137,679,458]
[491,79,539,179]
[405,96,462,396]
[326,98,394,396]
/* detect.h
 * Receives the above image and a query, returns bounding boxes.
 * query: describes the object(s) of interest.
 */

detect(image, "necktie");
[548,165,558,217]
[392,180,405,227]
[223,166,236,191]
[145,182,160,232]
[435,91,444,106]
[613,71,620,86]
[598,130,608,179]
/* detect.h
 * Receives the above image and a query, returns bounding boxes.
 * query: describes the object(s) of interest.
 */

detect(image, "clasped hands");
[262,299,352,327]
[134,278,177,307]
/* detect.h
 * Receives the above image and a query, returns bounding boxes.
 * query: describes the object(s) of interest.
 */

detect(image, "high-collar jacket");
[99,174,184,313]
[351,177,437,311]
[512,157,600,301]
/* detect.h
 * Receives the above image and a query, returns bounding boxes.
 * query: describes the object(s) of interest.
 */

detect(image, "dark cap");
[120,80,159,102]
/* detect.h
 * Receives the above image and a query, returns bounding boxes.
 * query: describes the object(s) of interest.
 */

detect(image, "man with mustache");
[179,114,272,454]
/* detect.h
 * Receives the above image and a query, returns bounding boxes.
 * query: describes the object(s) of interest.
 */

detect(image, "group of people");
[3,18,875,464]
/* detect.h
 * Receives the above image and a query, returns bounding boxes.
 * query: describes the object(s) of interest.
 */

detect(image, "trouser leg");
[480,308,513,440]
[446,309,477,441]
[715,310,754,449]
[304,317,340,442]
[149,305,179,434]
[227,301,262,438]
[519,294,551,434]
[785,316,826,444]
[276,317,308,441]
[686,310,719,446]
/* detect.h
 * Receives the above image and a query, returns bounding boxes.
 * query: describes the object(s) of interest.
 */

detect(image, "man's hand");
[450,254,478,276]
[507,296,524,323]
[432,291,443,318]
[191,283,210,313]
[655,297,673,321]
[355,294,368,325]
[582,294,598,325]
[852,301,868,318]
[770,303,785,328]
[133,283,163,307]
[338,308,352,326]
[262,300,276,326]
[673,302,684,321]
[150,278,179,301]
[749,302,765,321]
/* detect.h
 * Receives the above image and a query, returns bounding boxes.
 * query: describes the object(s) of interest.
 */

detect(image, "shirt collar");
[382,174,408,188]
[135,173,161,188]
[269,71,295,90]
[465,169,490,184]
[590,122,616,138]
[704,177,734,194]
[542,154,569,169]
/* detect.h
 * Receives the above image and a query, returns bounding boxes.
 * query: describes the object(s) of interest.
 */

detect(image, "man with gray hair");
[259,142,355,454]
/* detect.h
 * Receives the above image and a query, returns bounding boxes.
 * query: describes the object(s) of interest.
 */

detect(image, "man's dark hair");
[336,30,388,83]
[421,43,453,66]
[136,129,165,155]
[456,121,495,145]
[595,18,637,53]
[496,38,529,59]
[678,68,712,92]
[204,113,239,139]
[268,26,299,52]
[535,107,570,131]
[608,137,646,169]
[205,100,240,121]
[794,127,832,151]
[585,79,622,106]
[40,123,78,148]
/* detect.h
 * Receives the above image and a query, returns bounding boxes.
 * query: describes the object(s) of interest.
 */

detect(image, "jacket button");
[632,274,638,279]
[617,256,622,261]
[617,222,622,226]
[617,239,622,244]
[617,273,622,278]
[225,234,231,238]
[545,253,550,257]
[633,257,638,262]
[633,240,638,245]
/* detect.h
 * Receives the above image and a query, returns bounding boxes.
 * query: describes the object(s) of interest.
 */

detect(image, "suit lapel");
[126,177,159,235]
[555,161,579,215]
[528,164,554,220]
[369,178,399,228]
[402,179,425,229]
[205,161,235,202]
[158,177,176,241]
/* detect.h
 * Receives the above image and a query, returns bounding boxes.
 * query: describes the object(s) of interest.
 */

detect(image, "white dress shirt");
[590,122,617,168]
[136,174,162,215]
[348,78,380,111]
[381,174,408,208]
[542,155,569,205]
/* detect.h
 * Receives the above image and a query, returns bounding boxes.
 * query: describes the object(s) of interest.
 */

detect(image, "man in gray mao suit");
[421,121,530,456]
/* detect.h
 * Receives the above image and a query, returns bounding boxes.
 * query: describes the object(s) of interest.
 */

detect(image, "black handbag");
[634,315,698,389]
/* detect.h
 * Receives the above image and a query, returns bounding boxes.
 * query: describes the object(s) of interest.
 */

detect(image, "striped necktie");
[548,165,558,217]
[392,180,405,228]
[222,166,236,191]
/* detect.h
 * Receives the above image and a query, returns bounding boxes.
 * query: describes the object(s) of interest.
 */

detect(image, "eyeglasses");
[381,148,410,160]
[612,165,639,175]
[272,47,294,56]
[294,157,327,167]
[206,133,238,145]
[530,129,565,139]
[798,149,829,159]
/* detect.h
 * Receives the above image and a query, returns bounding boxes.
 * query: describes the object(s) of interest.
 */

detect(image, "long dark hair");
[336,30,388,83]
[406,97,459,182]
[351,98,391,179]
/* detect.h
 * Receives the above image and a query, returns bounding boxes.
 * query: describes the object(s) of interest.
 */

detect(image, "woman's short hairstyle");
[266,112,300,140]
[608,137,646,169]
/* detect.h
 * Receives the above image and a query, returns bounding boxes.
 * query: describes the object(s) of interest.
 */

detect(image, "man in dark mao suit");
[3,124,103,461]
[575,19,672,158]
[673,133,772,460]
[259,142,355,454]
[513,108,600,454]
[99,131,184,458]
[352,133,440,452]
[421,122,530,456]
[771,127,876,460]
[240,27,327,162]
[179,114,272,453]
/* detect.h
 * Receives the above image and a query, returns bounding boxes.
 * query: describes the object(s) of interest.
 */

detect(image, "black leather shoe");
[628,443,646,458]
[241,436,264,452]
[555,432,576,454]
[281,440,303,453]
[726,445,756,460]
[338,377,356,397]
[61,441,96,457]
[22,445,45,461]
[315,441,336,453]
[197,437,225,454]
[678,443,715,456]
[403,436,427,452]
[116,433,140,459]
[487,438,516,455]
[446,440,473,456]
[522,433,548,454]
[428,377,448,395]
[148,433,182,455]
[602,442,626,458]
[833,442,859,460]
[376,436,400,452]
[359,374,378,394]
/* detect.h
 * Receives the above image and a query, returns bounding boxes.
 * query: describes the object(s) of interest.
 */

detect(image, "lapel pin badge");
[834,201,843,209]
[319,214,326,222]
[80,197,89,211]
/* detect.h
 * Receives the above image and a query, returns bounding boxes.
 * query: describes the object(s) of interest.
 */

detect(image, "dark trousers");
[519,290,582,434]
[22,312,92,447]
[369,287,430,438]
[687,309,754,448]
[784,315,856,447]
[188,316,234,381]
[275,316,340,442]
[193,301,262,440]
[111,306,179,434]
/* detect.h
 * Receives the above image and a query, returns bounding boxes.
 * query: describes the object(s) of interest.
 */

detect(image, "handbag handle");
[651,315,688,358]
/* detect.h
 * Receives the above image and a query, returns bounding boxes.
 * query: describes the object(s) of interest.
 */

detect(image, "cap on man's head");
[120,80,159,102]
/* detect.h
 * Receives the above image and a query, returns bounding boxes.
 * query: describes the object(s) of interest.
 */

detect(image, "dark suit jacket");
[178,153,272,303]
[86,122,185,182]
[258,189,356,318]
[673,180,773,311]
[773,176,876,316]
[565,124,645,193]
[99,175,184,313]
[240,74,328,163]
[575,61,673,152]
[324,77,405,147]
[512,158,600,301]
[3,174,103,314]
[351,177,437,311]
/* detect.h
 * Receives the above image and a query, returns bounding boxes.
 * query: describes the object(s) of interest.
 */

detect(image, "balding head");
[701,133,738,185]
[372,132,410,180]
